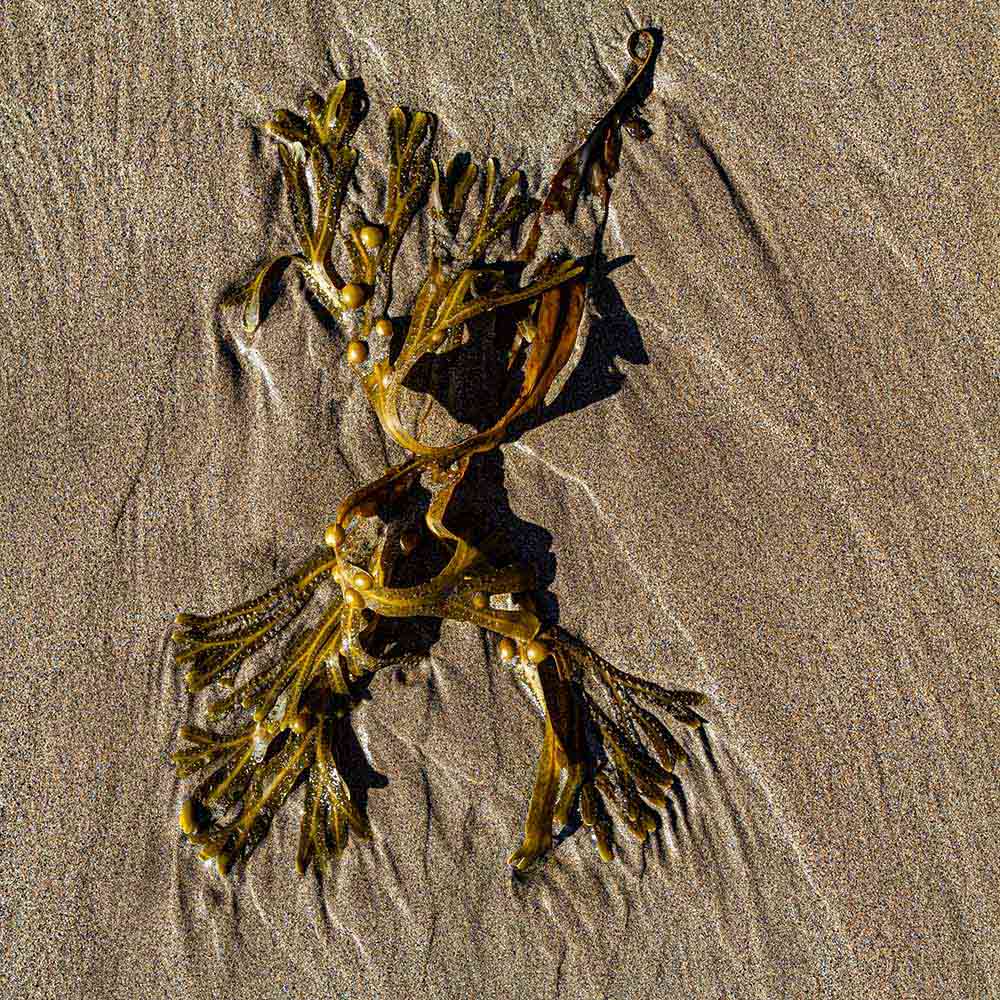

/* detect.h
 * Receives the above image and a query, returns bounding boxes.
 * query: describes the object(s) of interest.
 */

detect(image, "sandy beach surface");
[2,3,997,998]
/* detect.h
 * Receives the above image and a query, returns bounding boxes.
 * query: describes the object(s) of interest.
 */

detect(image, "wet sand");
[2,4,997,998]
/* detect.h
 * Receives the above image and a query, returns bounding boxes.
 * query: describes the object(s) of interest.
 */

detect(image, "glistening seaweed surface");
[171,29,709,882]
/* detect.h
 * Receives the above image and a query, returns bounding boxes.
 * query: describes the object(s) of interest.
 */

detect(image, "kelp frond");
[173,29,708,884]
[500,627,707,869]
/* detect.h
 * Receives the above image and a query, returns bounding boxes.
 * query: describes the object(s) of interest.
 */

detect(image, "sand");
[2,3,997,998]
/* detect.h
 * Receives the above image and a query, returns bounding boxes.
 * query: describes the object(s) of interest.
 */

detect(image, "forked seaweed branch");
[172,29,708,880]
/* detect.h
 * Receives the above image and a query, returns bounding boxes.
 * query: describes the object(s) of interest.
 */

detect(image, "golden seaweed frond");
[172,28,707,885]
[504,628,707,869]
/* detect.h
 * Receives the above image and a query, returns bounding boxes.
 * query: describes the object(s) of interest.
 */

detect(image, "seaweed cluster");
[172,30,707,880]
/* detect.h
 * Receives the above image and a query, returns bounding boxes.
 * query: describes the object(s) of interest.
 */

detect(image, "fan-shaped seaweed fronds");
[172,29,708,883]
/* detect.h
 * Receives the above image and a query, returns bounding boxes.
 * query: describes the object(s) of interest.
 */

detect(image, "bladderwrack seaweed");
[173,28,707,883]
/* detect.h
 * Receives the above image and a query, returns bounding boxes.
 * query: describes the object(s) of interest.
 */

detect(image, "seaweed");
[172,28,708,881]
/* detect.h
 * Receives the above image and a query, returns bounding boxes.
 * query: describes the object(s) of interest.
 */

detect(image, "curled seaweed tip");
[175,28,707,882]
